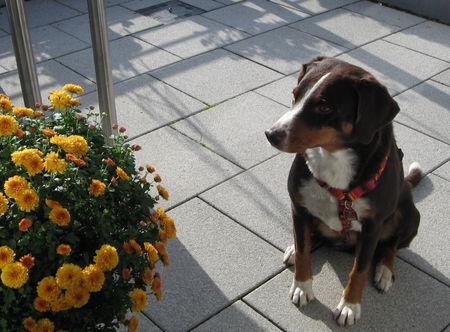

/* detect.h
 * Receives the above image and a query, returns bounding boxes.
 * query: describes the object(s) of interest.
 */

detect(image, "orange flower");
[146,164,155,173]
[122,268,131,281]
[49,207,71,226]
[157,185,169,200]
[143,269,153,285]
[18,218,33,231]
[128,316,139,332]
[123,242,133,254]
[152,273,162,301]
[116,167,129,180]
[88,179,106,196]
[19,254,35,269]
[159,229,168,243]
[155,242,167,256]
[56,244,71,256]
[34,297,50,312]
[153,174,162,183]
[23,317,37,331]
[129,240,142,254]
[41,128,57,136]
[45,199,61,209]
[16,129,25,136]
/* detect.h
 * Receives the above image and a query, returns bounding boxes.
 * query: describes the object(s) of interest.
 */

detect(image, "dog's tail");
[405,162,422,188]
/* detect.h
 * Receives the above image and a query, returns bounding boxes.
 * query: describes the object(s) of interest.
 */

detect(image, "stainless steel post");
[87,0,117,143]
[6,0,41,107]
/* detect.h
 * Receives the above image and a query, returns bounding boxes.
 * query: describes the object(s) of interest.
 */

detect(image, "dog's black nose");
[265,128,286,146]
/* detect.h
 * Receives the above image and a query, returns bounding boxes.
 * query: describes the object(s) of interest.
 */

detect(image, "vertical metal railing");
[6,0,117,142]
[5,0,41,107]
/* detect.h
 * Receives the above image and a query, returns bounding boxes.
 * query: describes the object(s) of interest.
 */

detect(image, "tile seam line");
[162,153,281,214]
[382,39,450,64]
[398,255,450,288]
[393,119,450,147]
[197,195,285,253]
[52,58,97,86]
[432,173,450,183]
[391,66,450,97]
[241,298,286,332]
[139,310,166,332]
[187,265,288,331]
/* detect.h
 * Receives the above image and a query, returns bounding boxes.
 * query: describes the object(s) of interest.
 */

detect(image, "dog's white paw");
[283,244,295,266]
[333,298,361,326]
[374,263,393,293]
[289,279,315,307]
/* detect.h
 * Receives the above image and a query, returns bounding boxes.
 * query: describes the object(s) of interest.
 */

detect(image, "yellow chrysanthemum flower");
[35,318,55,332]
[55,263,82,289]
[93,244,119,271]
[37,276,61,301]
[128,316,139,332]
[0,192,8,215]
[162,216,176,239]
[157,185,169,200]
[82,264,105,292]
[88,179,106,196]
[50,135,89,157]
[129,288,147,312]
[63,84,84,95]
[11,149,44,176]
[0,246,15,268]
[50,294,72,312]
[49,90,71,110]
[1,262,29,288]
[143,242,158,264]
[44,152,67,174]
[33,297,50,312]
[23,317,37,331]
[0,96,13,110]
[0,115,19,136]
[65,285,90,308]
[56,244,71,256]
[12,106,34,117]
[49,207,71,226]
[4,175,29,199]
[116,167,129,180]
[16,189,40,212]
[152,273,162,301]
[143,269,153,285]
[156,207,167,219]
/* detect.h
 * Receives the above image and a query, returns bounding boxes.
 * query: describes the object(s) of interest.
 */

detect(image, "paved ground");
[1,0,449,331]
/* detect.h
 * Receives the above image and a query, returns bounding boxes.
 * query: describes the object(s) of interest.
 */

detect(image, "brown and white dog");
[265,56,421,326]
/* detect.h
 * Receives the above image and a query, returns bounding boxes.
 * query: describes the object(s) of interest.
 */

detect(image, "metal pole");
[87,0,117,143]
[6,0,41,107]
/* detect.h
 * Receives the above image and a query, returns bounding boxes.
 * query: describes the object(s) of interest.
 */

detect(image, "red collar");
[315,156,388,233]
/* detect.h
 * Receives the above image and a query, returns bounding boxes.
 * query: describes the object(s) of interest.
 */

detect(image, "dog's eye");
[317,105,333,114]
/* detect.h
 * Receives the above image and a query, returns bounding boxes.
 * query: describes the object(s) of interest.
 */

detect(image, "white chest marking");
[300,148,370,232]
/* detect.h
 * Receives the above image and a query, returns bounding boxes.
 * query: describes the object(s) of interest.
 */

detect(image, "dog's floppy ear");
[353,77,399,144]
[297,56,330,84]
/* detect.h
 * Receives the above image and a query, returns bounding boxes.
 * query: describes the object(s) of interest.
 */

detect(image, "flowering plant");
[0,85,175,331]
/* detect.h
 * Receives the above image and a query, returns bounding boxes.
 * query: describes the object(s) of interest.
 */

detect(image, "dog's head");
[265,56,399,153]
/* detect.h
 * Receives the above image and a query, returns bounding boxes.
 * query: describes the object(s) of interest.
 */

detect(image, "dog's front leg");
[334,223,380,326]
[288,206,315,307]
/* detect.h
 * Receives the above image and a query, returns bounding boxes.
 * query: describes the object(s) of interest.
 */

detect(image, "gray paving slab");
[130,127,242,209]
[181,0,224,11]
[432,69,450,87]
[200,153,295,250]
[290,8,400,49]
[244,248,450,331]
[270,0,357,15]
[144,198,283,331]
[121,0,169,11]
[215,0,241,4]
[52,5,161,44]
[55,0,132,13]
[399,174,450,286]
[0,25,88,71]
[0,0,80,32]
[80,74,205,139]
[433,161,450,181]
[0,28,8,38]
[384,20,450,62]
[57,35,180,83]
[344,1,425,28]
[150,49,283,105]
[394,122,450,176]
[202,0,309,35]
[395,80,450,144]
[338,40,448,95]
[134,15,249,59]
[192,300,281,331]
[172,92,288,168]
[225,26,346,75]
[255,74,298,107]
[0,59,96,106]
